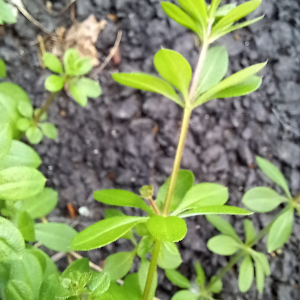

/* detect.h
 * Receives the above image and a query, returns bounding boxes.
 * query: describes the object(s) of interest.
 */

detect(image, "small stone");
[277,141,300,168]
[112,98,139,120]
[238,142,253,166]
[279,81,300,103]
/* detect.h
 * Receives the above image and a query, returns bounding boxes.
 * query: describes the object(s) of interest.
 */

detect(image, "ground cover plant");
[0,0,299,300]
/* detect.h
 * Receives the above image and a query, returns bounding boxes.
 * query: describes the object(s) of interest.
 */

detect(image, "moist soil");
[1,0,300,299]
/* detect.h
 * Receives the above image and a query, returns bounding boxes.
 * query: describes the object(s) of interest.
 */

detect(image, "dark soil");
[1,0,300,299]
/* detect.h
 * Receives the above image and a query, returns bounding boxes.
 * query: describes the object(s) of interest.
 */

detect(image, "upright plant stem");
[33,91,59,124]
[142,23,212,300]
[206,205,291,290]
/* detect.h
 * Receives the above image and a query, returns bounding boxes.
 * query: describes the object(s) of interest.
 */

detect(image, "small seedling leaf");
[178,0,207,28]
[75,78,102,98]
[5,280,34,300]
[0,166,46,201]
[43,53,63,74]
[35,222,78,253]
[0,216,25,262]
[165,269,191,289]
[171,290,199,300]
[253,256,265,293]
[0,123,12,161]
[137,236,153,258]
[154,49,192,100]
[94,189,153,214]
[139,259,157,297]
[45,75,65,92]
[0,0,17,25]
[16,118,31,132]
[238,255,254,293]
[207,235,240,255]
[267,208,294,253]
[215,3,237,17]
[112,73,183,107]
[89,271,111,296]
[40,123,58,139]
[69,82,88,107]
[158,242,182,270]
[71,216,147,250]
[209,276,223,294]
[0,58,7,78]
[256,156,291,198]
[242,187,288,213]
[103,251,135,281]
[146,216,187,242]
[244,219,256,244]
[26,126,43,144]
[194,261,205,286]
[62,258,90,278]
[16,211,35,242]
[251,251,270,276]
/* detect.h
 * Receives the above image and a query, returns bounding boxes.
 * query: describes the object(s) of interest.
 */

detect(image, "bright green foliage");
[140,185,154,200]
[207,235,241,255]
[242,187,288,213]
[196,46,229,97]
[138,259,157,298]
[43,50,101,107]
[0,0,17,25]
[0,216,25,262]
[194,261,205,286]
[244,219,256,244]
[146,216,187,242]
[19,188,58,219]
[62,258,89,278]
[35,222,78,252]
[238,255,254,292]
[5,280,34,300]
[18,102,33,119]
[94,189,153,214]
[209,276,223,294]
[0,58,6,78]
[156,170,194,212]
[103,251,135,281]
[172,183,228,216]
[154,49,192,101]
[267,208,294,252]
[0,166,46,201]
[40,123,58,139]
[171,290,199,300]
[215,3,237,17]
[0,140,42,171]
[25,126,43,144]
[39,274,62,300]
[165,269,191,289]
[71,216,147,250]
[16,211,35,241]
[207,215,241,242]
[0,123,12,161]
[137,236,153,258]
[158,242,182,270]
[256,156,292,198]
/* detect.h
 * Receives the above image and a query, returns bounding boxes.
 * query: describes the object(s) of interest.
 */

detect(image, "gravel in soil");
[1,0,300,299]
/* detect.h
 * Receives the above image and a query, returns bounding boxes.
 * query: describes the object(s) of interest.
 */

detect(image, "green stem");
[33,91,59,124]
[207,205,292,290]
[142,240,162,300]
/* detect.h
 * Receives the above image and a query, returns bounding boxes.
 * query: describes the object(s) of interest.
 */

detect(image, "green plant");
[0,0,17,25]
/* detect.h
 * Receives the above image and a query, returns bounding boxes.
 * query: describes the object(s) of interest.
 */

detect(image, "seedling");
[0,0,17,25]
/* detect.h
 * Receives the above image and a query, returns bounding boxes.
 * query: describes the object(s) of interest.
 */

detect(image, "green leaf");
[26,126,43,144]
[17,101,33,119]
[34,109,47,121]
[97,282,127,300]
[256,156,292,199]
[165,269,191,289]
[172,183,228,216]
[207,235,240,255]
[74,57,93,76]
[0,216,25,262]
[64,49,92,76]
[206,215,241,242]
[89,271,111,296]
[138,259,157,297]
[75,78,102,98]
[5,280,34,300]
[210,16,264,43]
[161,2,202,37]
[64,49,80,72]
[40,123,58,139]
[156,170,194,212]
[0,140,42,171]
[215,3,237,17]
[238,255,254,293]
[16,118,31,132]
[178,0,207,28]
[0,0,17,24]
[94,189,153,214]
[71,216,147,250]
[140,185,154,199]
[45,75,65,92]
[137,235,153,258]
[158,242,182,270]
[43,53,63,74]
[267,208,294,252]
[112,73,183,107]
[35,222,78,252]
[0,122,12,161]
[213,76,262,98]
[194,261,205,286]
[209,276,223,294]
[244,219,256,244]
[0,166,46,201]
[251,251,270,276]
[146,216,187,242]
[208,0,222,18]
[212,0,262,33]
[103,251,135,281]
[39,273,63,300]
[171,290,199,300]
[253,256,265,293]
[193,62,267,107]
[16,211,35,241]
[0,58,6,78]
[196,46,229,97]
[242,187,288,213]
[19,188,58,219]
[178,205,252,218]
[135,222,149,236]
[154,49,192,100]
[69,82,88,107]
[62,258,90,278]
